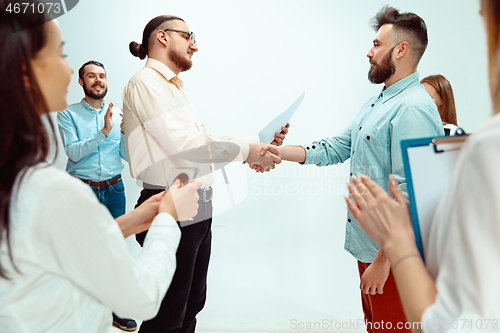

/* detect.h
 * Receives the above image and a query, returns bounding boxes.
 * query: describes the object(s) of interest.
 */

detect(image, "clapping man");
[57,61,137,332]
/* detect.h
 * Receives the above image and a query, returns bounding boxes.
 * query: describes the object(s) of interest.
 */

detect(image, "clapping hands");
[345,175,413,248]
[117,180,201,238]
[102,103,114,136]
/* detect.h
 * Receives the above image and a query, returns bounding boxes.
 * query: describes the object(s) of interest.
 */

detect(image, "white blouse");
[0,165,181,332]
[423,113,500,332]
[443,123,460,136]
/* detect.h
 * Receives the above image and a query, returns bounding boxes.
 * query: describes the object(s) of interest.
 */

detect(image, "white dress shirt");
[422,113,500,332]
[122,58,259,188]
[0,164,181,332]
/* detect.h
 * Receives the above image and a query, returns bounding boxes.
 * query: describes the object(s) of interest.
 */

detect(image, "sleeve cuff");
[239,143,250,161]
[95,130,107,145]
[238,135,260,160]
[143,212,181,245]
[300,143,320,165]
[224,135,259,161]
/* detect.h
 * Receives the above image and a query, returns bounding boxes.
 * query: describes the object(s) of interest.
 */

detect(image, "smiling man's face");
[81,64,107,100]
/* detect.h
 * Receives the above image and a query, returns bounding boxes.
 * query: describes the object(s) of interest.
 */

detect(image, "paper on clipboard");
[402,135,468,262]
[258,92,305,144]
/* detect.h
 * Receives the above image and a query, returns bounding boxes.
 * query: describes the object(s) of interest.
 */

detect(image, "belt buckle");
[202,186,213,202]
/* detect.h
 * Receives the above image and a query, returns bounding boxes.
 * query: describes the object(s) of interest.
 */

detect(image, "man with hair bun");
[262,6,443,332]
[122,15,287,333]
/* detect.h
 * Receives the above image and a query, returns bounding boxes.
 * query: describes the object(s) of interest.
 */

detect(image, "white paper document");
[258,92,305,144]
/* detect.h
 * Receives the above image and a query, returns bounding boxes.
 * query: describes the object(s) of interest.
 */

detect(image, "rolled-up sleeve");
[301,123,352,166]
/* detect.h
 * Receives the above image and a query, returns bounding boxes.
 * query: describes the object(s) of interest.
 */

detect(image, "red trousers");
[358,261,411,333]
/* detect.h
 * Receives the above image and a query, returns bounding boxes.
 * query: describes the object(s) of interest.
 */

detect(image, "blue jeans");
[89,176,126,219]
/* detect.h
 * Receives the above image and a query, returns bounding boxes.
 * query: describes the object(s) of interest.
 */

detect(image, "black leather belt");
[144,183,213,202]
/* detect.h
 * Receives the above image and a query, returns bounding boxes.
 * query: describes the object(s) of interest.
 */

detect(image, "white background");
[54,1,488,332]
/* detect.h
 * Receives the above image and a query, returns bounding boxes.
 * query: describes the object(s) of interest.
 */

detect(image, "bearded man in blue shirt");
[57,60,136,333]
[261,6,444,333]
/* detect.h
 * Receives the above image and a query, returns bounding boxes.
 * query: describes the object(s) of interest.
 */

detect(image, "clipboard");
[401,134,468,262]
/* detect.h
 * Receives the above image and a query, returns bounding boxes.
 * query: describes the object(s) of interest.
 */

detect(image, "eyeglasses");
[164,29,197,46]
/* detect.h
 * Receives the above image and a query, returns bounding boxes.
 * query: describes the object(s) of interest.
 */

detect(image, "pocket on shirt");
[354,133,388,180]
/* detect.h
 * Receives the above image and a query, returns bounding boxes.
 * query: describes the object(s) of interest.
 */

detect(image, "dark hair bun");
[129,41,147,60]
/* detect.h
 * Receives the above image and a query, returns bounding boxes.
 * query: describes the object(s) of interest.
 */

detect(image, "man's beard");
[83,81,108,100]
[169,46,193,72]
[368,45,396,84]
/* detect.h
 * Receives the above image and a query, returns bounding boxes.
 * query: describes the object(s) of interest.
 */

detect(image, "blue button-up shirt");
[57,99,128,182]
[302,72,444,263]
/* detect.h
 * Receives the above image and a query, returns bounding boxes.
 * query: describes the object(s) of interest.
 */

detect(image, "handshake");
[244,123,289,173]
[121,123,291,235]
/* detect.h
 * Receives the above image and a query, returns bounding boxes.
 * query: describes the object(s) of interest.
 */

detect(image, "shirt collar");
[79,98,105,112]
[379,71,420,103]
[146,58,177,81]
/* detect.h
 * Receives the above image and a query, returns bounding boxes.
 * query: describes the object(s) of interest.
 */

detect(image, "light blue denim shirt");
[302,72,444,263]
[57,99,127,182]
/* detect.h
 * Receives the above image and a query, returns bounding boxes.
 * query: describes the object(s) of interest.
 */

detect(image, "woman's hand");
[117,191,166,238]
[345,174,414,252]
[116,180,201,237]
[160,180,201,221]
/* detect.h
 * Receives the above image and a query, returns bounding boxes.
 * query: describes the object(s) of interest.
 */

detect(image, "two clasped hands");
[119,123,290,234]
[245,123,290,172]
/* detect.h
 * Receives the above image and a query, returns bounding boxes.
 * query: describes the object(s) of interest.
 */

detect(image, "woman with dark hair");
[421,74,460,135]
[0,5,200,332]
[346,0,500,332]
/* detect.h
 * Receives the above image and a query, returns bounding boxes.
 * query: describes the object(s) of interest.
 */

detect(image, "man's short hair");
[78,60,105,80]
[370,6,428,65]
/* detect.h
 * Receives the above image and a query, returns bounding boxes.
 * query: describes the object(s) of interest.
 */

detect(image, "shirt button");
[306,147,310,150]
[371,104,375,107]
[367,136,370,140]
[312,145,316,149]
[359,127,362,130]
[348,219,351,223]
[350,173,353,176]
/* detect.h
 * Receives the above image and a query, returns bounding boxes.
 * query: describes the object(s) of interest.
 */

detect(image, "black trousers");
[135,188,213,333]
